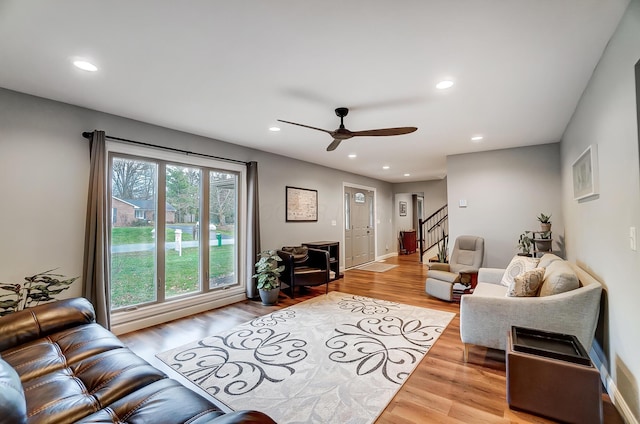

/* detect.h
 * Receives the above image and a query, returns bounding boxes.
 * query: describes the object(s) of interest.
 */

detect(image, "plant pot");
[540,223,551,232]
[259,287,280,306]
[535,240,552,252]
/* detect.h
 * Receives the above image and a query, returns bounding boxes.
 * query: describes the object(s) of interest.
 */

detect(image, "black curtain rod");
[81,131,249,165]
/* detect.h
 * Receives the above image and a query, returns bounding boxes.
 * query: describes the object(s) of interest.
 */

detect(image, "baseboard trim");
[591,349,639,424]
[112,292,247,335]
[376,252,398,261]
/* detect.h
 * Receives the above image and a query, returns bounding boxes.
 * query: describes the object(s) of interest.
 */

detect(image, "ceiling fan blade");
[351,127,418,137]
[326,139,343,151]
[277,119,333,134]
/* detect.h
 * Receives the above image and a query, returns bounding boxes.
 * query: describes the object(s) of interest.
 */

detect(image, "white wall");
[446,143,563,268]
[0,89,395,297]
[561,0,640,420]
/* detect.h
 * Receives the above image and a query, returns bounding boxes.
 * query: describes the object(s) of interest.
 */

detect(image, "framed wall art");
[399,201,407,216]
[286,186,318,222]
[572,144,599,201]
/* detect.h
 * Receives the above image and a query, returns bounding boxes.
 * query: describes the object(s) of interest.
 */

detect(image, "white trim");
[376,252,398,261]
[111,290,246,335]
[590,348,639,424]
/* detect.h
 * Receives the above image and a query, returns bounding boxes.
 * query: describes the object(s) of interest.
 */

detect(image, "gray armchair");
[425,235,484,301]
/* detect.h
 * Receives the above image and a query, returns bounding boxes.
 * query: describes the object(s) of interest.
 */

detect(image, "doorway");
[344,185,375,268]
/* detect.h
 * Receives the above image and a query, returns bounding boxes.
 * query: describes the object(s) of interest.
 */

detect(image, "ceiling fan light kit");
[278,107,417,151]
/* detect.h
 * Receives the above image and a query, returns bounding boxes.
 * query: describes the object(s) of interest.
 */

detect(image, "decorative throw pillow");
[539,260,580,296]
[538,253,563,269]
[507,267,545,297]
[500,256,540,287]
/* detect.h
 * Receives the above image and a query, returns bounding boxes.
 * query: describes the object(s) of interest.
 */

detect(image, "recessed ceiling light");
[348,154,357,158]
[73,60,98,72]
[382,165,390,170]
[471,135,484,141]
[269,126,280,132]
[404,173,411,177]
[436,80,454,90]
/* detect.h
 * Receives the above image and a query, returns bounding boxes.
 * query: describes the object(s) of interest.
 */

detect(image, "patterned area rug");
[157,291,454,424]
[354,262,398,272]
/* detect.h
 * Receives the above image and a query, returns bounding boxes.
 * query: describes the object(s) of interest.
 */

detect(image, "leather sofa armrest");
[0,297,95,352]
[276,250,295,285]
[306,248,329,270]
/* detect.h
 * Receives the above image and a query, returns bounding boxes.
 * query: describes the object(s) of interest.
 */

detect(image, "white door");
[344,186,375,267]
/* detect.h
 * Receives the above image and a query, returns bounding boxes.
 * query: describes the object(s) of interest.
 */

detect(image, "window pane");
[165,165,201,298]
[110,157,158,309]
[209,171,237,289]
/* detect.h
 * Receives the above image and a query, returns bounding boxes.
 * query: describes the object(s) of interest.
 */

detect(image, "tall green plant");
[436,226,448,263]
[0,269,77,317]
[252,250,284,291]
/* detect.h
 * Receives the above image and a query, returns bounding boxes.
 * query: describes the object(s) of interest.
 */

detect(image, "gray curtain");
[246,161,261,299]
[82,130,111,328]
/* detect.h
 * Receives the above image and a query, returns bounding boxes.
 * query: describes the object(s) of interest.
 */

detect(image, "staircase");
[418,204,448,263]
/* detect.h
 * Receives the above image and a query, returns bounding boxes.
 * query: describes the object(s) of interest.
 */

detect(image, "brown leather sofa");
[0,298,276,424]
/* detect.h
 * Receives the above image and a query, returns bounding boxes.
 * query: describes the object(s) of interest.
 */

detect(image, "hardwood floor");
[120,254,624,423]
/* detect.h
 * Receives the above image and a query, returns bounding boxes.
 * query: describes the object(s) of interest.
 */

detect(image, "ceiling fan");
[278,107,418,151]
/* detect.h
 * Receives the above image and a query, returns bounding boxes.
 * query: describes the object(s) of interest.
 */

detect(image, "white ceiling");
[0,0,630,182]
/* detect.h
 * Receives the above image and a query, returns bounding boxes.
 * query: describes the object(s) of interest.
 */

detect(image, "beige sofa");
[459,254,603,361]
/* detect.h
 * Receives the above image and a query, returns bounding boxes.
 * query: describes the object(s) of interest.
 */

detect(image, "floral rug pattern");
[157,291,454,424]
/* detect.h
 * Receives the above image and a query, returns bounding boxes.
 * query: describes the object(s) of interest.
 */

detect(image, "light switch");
[459,199,467,208]
[630,227,637,251]
[331,220,337,226]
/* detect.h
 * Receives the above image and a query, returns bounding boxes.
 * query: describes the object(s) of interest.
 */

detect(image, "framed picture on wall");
[572,144,599,201]
[399,201,407,216]
[286,186,318,222]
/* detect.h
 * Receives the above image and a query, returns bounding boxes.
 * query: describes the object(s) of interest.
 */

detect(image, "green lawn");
[111,226,195,244]
[111,226,234,244]
[110,244,235,309]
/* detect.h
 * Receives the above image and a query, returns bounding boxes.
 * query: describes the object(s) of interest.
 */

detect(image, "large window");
[108,145,243,312]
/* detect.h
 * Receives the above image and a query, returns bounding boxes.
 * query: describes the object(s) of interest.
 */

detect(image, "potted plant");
[537,213,552,232]
[252,250,284,306]
[517,231,532,256]
[436,226,448,263]
[0,269,77,317]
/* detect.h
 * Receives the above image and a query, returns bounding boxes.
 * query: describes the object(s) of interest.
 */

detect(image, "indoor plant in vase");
[252,250,284,306]
[537,213,552,232]
[517,231,532,256]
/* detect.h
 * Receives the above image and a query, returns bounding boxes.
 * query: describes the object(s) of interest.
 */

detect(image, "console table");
[302,241,342,280]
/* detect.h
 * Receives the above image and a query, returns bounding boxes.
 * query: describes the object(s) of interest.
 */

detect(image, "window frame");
[106,141,247,329]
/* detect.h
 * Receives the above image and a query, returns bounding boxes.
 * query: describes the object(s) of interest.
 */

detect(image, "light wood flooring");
[120,253,624,423]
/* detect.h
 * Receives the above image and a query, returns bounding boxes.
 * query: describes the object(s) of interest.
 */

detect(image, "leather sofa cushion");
[0,357,26,424]
[2,323,171,423]
[281,246,309,263]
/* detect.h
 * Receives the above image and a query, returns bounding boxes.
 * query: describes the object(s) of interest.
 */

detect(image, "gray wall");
[0,88,395,296]
[561,0,640,419]
[446,143,563,268]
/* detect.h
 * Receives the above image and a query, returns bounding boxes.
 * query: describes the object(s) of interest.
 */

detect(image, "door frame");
[343,182,377,268]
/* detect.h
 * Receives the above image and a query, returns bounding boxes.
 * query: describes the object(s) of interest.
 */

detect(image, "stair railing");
[418,204,448,263]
